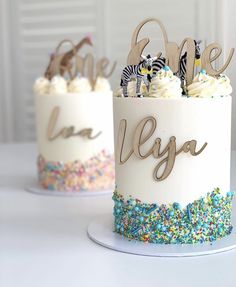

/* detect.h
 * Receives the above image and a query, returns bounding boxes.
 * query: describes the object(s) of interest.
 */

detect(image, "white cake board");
[26,184,113,197]
[87,214,236,257]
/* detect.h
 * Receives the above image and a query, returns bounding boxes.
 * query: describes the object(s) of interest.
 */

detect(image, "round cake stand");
[87,214,236,257]
[26,184,113,197]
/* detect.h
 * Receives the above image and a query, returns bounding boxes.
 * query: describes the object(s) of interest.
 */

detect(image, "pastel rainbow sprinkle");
[113,188,235,244]
[37,150,115,192]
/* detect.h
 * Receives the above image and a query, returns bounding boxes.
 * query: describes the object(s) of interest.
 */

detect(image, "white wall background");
[0,0,235,148]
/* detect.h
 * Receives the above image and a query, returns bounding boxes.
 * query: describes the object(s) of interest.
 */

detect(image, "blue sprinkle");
[116,208,121,214]
[139,216,144,222]
[173,202,181,210]
[128,210,132,216]
[130,199,136,206]
[201,69,206,74]
[169,210,174,216]
[156,223,162,230]
[163,65,170,71]
[162,226,167,232]
[134,206,140,212]
[187,204,192,220]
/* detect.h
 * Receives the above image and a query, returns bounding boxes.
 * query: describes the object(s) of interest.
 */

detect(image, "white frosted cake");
[34,38,116,192]
[113,18,235,244]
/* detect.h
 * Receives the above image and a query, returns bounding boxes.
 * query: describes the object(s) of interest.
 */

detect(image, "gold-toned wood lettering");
[47,106,102,141]
[126,18,234,84]
[201,43,234,76]
[116,116,207,181]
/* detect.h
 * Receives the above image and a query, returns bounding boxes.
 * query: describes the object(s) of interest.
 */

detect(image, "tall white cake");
[112,18,235,244]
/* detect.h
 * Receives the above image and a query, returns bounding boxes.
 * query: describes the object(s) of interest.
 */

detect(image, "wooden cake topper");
[127,18,234,85]
[47,107,102,141]
[44,36,117,88]
[117,116,207,181]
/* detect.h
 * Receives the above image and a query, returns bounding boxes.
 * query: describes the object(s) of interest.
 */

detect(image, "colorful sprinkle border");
[37,150,115,192]
[113,188,235,244]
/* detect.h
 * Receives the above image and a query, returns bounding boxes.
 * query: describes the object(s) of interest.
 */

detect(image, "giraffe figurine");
[44,35,93,80]
[59,35,93,77]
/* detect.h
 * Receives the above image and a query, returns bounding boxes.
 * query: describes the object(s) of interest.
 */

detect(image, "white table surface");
[1,143,236,287]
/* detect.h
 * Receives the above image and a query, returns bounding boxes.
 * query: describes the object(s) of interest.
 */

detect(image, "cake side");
[35,91,115,192]
[113,96,231,206]
[36,91,114,162]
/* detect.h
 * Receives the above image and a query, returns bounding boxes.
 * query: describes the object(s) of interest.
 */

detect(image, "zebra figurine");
[120,54,157,97]
[149,55,166,81]
[178,40,202,85]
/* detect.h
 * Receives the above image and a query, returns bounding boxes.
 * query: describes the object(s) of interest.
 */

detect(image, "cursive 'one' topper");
[44,37,116,88]
[47,107,102,141]
[116,116,207,181]
[127,18,234,85]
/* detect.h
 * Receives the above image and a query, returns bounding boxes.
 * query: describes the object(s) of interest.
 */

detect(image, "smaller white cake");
[34,75,115,192]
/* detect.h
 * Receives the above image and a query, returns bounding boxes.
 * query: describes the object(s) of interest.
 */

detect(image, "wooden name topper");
[47,107,102,141]
[127,18,234,85]
[116,116,207,181]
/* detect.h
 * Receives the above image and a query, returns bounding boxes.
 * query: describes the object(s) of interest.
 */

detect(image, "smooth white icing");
[113,96,231,207]
[36,91,114,162]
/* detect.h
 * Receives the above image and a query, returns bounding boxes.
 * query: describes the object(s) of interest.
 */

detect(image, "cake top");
[34,37,116,95]
[115,18,234,98]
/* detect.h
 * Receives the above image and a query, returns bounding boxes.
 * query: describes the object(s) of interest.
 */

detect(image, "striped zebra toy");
[120,54,157,97]
[178,40,202,84]
[150,56,166,80]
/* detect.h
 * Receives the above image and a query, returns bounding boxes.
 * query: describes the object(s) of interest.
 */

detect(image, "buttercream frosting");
[49,75,68,94]
[94,77,111,92]
[68,76,92,93]
[149,66,182,98]
[33,77,50,95]
[187,70,232,98]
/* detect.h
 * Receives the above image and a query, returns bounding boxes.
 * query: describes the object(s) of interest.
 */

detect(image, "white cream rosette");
[149,67,182,98]
[49,75,68,94]
[33,77,50,95]
[94,77,111,92]
[68,76,92,93]
[187,70,232,98]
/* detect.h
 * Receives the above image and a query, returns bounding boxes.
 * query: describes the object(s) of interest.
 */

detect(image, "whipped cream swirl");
[94,77,111,92]
[49,75,68,94]
[68,76,92,93]
[33,77,50,95]
[187,70,232,98]
[149,66,182,98]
